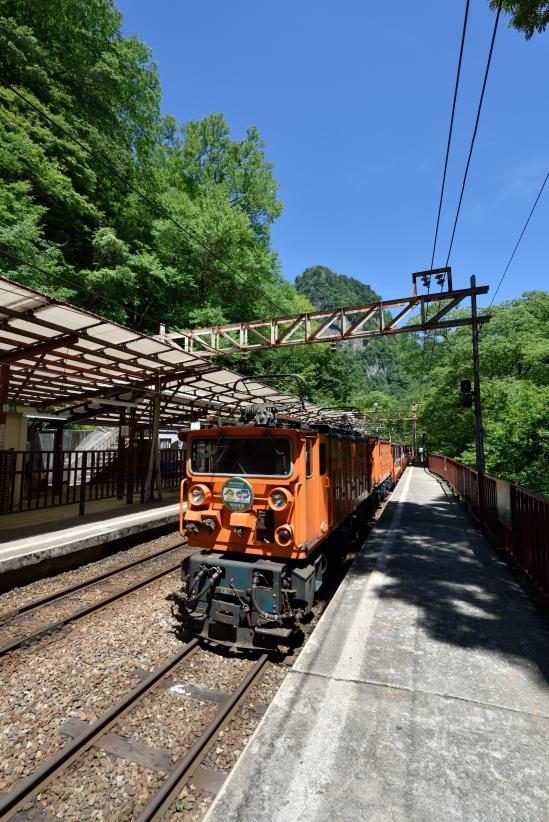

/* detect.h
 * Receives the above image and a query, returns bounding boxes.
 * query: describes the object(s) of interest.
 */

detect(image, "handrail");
[0,447,184,516]
[428,453,548,603]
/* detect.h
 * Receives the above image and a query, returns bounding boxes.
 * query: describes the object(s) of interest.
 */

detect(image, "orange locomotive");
[176,406,408,649]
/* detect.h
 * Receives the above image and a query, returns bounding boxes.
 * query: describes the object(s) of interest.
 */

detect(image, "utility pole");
[412,402,417,464]
[470,275,485,473]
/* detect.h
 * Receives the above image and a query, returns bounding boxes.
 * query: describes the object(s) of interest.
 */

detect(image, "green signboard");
[1,403,16,412]
[221,477,254,512]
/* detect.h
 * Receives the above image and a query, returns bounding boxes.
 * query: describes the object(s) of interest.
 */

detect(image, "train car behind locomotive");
[174,408,407,649]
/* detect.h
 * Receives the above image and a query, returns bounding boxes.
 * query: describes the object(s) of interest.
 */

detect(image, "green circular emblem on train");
[221,477,254,512]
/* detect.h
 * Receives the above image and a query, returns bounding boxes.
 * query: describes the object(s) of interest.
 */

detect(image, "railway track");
[0,642,268,821]
[0,493,391,820]
[0,542,189,657]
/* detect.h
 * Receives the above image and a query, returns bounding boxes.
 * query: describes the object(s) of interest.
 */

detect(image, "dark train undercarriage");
[170,478,393,650]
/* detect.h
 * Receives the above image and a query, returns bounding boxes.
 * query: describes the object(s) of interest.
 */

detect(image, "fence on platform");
[0,447,183,517]
[427,453,549,603]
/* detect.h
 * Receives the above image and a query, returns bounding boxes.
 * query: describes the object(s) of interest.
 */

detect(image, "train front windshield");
[190,436,292,477]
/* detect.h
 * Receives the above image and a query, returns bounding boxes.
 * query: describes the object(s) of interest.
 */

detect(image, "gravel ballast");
[0,568,188,791]
[0,544,188,647]
[0,490,394,820]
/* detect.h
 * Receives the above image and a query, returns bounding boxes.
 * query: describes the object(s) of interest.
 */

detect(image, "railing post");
[478,470,485,526]
[0,449,16,514]
[126,409,137,506]
[125,447,134,506]
[51,424,64,502]
[79,451,88,516]
[117,409,126,500]
[140,448,146,504]
[0,364,9,451]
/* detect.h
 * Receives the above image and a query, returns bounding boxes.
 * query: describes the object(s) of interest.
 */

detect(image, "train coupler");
[175,550,319,650]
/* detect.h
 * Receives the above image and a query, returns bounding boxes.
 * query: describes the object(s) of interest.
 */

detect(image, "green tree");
[0,0,161,294]
[0,2,299,334]
[295,265,378,310]
[162,114,283,243]
[492,1,549,38]
[418,292,549,495]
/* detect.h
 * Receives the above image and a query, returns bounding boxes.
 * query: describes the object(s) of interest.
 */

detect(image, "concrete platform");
[206,467,549,822]
[0,495,180,576]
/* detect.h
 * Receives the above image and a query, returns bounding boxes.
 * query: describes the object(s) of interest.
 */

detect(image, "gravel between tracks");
[33,749,165,821]
[166,662,288,822]
[0,544,188,645]
[28,651,255,821]
[113,650,252,761]
[201,662,287,774]
[0,566,192,792]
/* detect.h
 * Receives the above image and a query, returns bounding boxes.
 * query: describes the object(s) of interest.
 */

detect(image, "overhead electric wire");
[420,0,471,403]
[445,2,502,266]
[489,170,549,307]
[0,79,286,317]
[430,0,470,269]
[419,3,501,407]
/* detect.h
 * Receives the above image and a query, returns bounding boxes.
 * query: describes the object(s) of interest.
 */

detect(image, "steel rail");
[0,557,183,658]
[137,654,269,821]
[0,541,187,624]
[0,639,200,821]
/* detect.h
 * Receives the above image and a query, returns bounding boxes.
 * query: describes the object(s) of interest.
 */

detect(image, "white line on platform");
[331,465,413,681]
[283,467,413,820]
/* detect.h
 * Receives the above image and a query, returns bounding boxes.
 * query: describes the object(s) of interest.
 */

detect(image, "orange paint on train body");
[181,426,405,561]
[176,423,408,649]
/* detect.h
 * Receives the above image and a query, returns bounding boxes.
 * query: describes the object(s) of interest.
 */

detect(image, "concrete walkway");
[206,467,549,822]
[0,495,180,574]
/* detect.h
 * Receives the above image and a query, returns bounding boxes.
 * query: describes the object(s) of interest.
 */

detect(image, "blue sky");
[117,0,548,308]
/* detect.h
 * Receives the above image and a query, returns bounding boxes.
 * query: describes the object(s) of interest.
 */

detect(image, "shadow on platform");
[353,468,549,688]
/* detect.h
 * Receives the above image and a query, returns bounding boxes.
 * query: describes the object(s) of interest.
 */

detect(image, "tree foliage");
[417,292,549,495]
[0,0,296,332]
[492,0,549,38]
[295,265,378,310]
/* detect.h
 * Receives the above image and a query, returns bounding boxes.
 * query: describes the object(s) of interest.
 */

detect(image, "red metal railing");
[428,454,549,602]
[0,447,183,517]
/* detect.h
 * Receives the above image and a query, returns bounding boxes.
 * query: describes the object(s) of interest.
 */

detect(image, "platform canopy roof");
[0,276,362,431]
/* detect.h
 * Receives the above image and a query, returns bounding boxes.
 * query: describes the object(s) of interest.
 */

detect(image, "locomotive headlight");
[271,491,286,508]
[268,487,292,511]
[275,524,294,546]
[189,484,211,507]
[191,487,205,504]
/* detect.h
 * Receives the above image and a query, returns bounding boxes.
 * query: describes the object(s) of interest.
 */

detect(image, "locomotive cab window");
[305,439,313,478]
[190,436,292,477]
[319,443,327,475]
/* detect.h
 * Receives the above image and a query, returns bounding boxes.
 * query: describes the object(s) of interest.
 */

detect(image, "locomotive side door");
[300,435,330,543]
[299,435,317,543]
[318,436,331,531]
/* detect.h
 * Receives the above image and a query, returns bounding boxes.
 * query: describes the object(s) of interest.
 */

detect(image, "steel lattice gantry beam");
[0,270,490,436]
[165,279,489,355]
